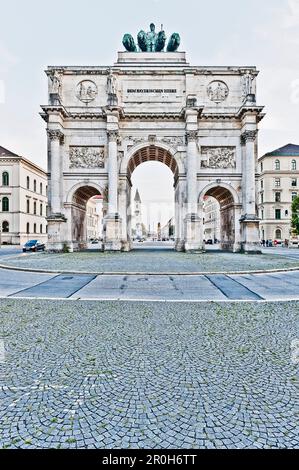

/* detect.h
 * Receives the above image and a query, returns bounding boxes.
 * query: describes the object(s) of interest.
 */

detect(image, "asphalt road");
[0,266,299,301]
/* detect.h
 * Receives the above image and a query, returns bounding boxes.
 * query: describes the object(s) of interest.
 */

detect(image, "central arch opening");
[71,185,106,251]
[127,145,178,251]
[202,185,237,252]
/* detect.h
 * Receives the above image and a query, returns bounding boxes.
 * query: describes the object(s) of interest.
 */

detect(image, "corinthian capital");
[107,130,119,142]
[186,130,198,143]
[47,129,64,142]
[241,130,258,145]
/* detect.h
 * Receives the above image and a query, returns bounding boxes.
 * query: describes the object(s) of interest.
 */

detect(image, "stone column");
[47,129,64,216]
[46,129,67,252]
[184,125,203,252]
[104,129,122,251]
[107,130,119,215]
[186,130,198,215]
[240,130,261,253]
[242,131,257,216]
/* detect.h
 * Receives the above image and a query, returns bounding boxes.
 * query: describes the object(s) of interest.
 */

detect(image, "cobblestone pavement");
[1,248,299,274]
[0,299,298,449]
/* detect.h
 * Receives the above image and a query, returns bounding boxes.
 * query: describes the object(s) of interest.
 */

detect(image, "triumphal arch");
[41,24,264,253]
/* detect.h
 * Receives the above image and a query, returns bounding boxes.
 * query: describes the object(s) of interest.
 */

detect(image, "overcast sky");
[0,0,299,227]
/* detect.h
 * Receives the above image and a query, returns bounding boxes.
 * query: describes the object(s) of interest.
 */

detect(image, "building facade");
[86,197,101,241]
[0,146,48,245]
[42,29,264,253]
[203,196,220,242]
[258,144,299,243]
[161,217,175,239]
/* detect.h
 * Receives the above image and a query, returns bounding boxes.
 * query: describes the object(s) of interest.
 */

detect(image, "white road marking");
[0,339,5,363]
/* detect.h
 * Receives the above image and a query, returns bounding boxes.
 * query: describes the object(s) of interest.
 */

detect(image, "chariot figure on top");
[122,23,181,53]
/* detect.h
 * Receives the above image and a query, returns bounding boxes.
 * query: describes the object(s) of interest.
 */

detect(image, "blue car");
[23,240,45,252]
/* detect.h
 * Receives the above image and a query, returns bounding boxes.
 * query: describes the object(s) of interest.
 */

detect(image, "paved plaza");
[1,245,299,274]
[0,299,298,449]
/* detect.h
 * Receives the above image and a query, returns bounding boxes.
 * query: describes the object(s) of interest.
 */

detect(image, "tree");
[291,195,299,235]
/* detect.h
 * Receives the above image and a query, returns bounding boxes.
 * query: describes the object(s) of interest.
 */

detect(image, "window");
[33,201,37,215]
[46,225,48,233]
[292,192,298,201]
[26,176,30,189]
[40,224,43,234]
[260,210,264,220]
[292,159,297,171]
[2,197,9,212]
[261,180,263,189]
[34,180,37,192]
[26,199,30,214]
[46,205,48,217]
[274,178,281,187]
[33,223,37,234]
[2,221,9,233]
[285,210,289,216]
[261,162,263,172]
[2,172,9,186]
[26,223,30,234]
[40,182,43,194]
[275,209,281,220]
[40,203,43,216]
[292,178,297,187]
[275,160,280,170]
[261,193,264,204]
[275,192,281,203]
[275,229,282,240]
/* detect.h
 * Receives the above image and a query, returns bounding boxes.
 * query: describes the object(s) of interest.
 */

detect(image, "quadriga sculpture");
[122,24,180,53]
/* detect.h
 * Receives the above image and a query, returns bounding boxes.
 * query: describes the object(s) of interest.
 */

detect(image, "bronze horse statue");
[167,33,180,52]
[122,33,137,52]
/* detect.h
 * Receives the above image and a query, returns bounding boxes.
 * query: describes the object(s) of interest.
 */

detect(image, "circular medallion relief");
[207,80,229,103]
[76,80,98,103]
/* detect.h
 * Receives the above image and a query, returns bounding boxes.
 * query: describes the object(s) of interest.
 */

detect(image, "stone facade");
[0,146,48,245]
[41,51,264,253]
[258,144,299,243]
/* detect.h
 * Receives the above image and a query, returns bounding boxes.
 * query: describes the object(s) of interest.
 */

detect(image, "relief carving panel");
[69,147,105,168]
[201,147,236,169]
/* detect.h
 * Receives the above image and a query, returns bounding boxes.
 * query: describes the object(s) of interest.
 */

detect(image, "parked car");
[274,239,283,246]
[206,239,213,245]
[23,240,45,252]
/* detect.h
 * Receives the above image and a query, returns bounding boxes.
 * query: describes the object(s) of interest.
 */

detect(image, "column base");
[103,214,122,252]
[184,214,204,253]
[47,215,68,253]
[121,240,131,252]
[175,239,185,252]
[240,215,262,254]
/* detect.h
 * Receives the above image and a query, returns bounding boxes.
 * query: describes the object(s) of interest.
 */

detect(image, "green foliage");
[62,243,70,253]
[291,195,299,234]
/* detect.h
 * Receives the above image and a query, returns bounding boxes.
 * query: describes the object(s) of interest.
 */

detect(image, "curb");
[0,262,299,276]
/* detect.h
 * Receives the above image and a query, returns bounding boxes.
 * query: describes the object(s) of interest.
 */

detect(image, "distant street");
[0,245,22,258]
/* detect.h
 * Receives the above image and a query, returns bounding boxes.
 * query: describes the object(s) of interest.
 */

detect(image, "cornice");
[236,104,265,120]
[200,113,238,121]
[121,112,183,121]
[40,105,69,121]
